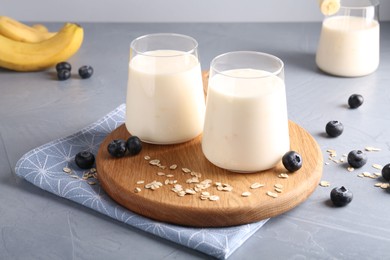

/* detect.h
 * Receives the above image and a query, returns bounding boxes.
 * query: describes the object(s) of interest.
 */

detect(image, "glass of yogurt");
[316,0,380,77]
[202,51,290,173]
[126,33,205,144]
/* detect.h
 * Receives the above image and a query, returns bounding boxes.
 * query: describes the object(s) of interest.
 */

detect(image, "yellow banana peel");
[0,23,84,72]
[0,16,56,43]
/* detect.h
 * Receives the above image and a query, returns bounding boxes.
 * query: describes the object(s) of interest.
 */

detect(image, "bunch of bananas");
[0,16,84,71]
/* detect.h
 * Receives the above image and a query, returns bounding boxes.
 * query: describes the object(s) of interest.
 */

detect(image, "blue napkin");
[15,104,268,259]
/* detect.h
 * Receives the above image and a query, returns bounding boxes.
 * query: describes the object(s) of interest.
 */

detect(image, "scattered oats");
[368,174,379,179]
[144,155,151,160]
[223,186,233,192]
[63,167,72,173]
[171,180,178,184]
[178,190,186,197]
[374,183,383,187]
[325,162,330,165]
[380,183,390,189]
[209,195,220,201]
[145,180,163,190]
[214,182,222,186]
[134,187,141,193]
[365,146,381,152]
[363,172,372,177]
[164,179,170,185]
[166,174,174,178]
[185,188,197,195]
[215,182,233,192]
[372,164,383,170]
[70,174,79,179]
[149,159,160,166]
[373,172,382,177]
[274,184,283,189]
[169,164,178,170]
[173,184,183,190]
[157,172,166,176]
[250,182,265,189]
[347,167,355,172]
[266,191,278,198]
[241,191,251,197]
[330,158,340,164]
[88,181,97,185]
[158,165,167,169]
[340,158,345,163]
[200,192,210,200]
[278,173,289,179]
[186,177,199,184]
[319,181,330,187]
[182,168,191,173]
[191,172,202,178]
[357,174,364,178]
[136,180,145,184]
[274,188,283,193]
[90,168,97,173]
[326,149,337,157]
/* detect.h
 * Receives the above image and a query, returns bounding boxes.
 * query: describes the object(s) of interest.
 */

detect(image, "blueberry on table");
[347,150,367,168]
[75,151,95,169]
[107,139,127,158]
[330,186,353,207]
[348,94,364,109]
[55,61,71,72]
[79,65,94,79]
[282,151,302,172]
[382,163,390,181]
[57,69,71,81]
[126,136,142,156]
[325,120,344,137]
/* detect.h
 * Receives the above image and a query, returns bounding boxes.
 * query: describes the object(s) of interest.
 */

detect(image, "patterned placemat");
[15,104,268,259]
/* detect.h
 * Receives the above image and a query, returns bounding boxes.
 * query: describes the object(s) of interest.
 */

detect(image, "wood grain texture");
[96,71,323,227]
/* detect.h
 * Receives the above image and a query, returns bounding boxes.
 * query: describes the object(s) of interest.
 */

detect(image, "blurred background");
[2,0,390,22]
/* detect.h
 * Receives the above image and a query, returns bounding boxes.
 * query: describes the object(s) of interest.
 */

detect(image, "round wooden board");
[97,124,323,228]
[96,72,323,227]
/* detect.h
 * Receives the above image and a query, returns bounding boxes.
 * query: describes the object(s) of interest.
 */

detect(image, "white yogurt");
[316,16,380,77]
[202,68,290,172]
[126,50,205,144]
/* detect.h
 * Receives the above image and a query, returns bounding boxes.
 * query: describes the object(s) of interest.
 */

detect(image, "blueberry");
[107,139,127,158]
[126,136,142,156]
[381,163,390,181]
[325,120,344,137]
[75,151,95,169]
[348,94,364,109]
[57,70,71,81]
[330,186,353,207]
[79,65,94,79]
[282,151,302,172]
[347,150,367,168]
[56,61,71,72]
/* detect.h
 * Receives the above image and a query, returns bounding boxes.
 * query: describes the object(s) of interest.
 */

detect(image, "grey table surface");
[1,22,390,260]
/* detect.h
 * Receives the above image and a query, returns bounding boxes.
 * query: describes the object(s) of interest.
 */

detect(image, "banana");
[32,23,50,33]
[318,0,340,16]
[0,23,83,71]
[0,16,55,43]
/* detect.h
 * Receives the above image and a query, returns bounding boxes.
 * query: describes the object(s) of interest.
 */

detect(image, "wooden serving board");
[96,72,323,227]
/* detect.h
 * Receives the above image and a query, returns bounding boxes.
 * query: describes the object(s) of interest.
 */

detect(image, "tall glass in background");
[126,33,205,144]
[316,0,380,77]
[202,51,290,173]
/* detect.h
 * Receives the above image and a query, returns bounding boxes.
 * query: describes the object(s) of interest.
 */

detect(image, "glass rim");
[210,51,284,79]
[130,33,198,58]
[340,0,379,10]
